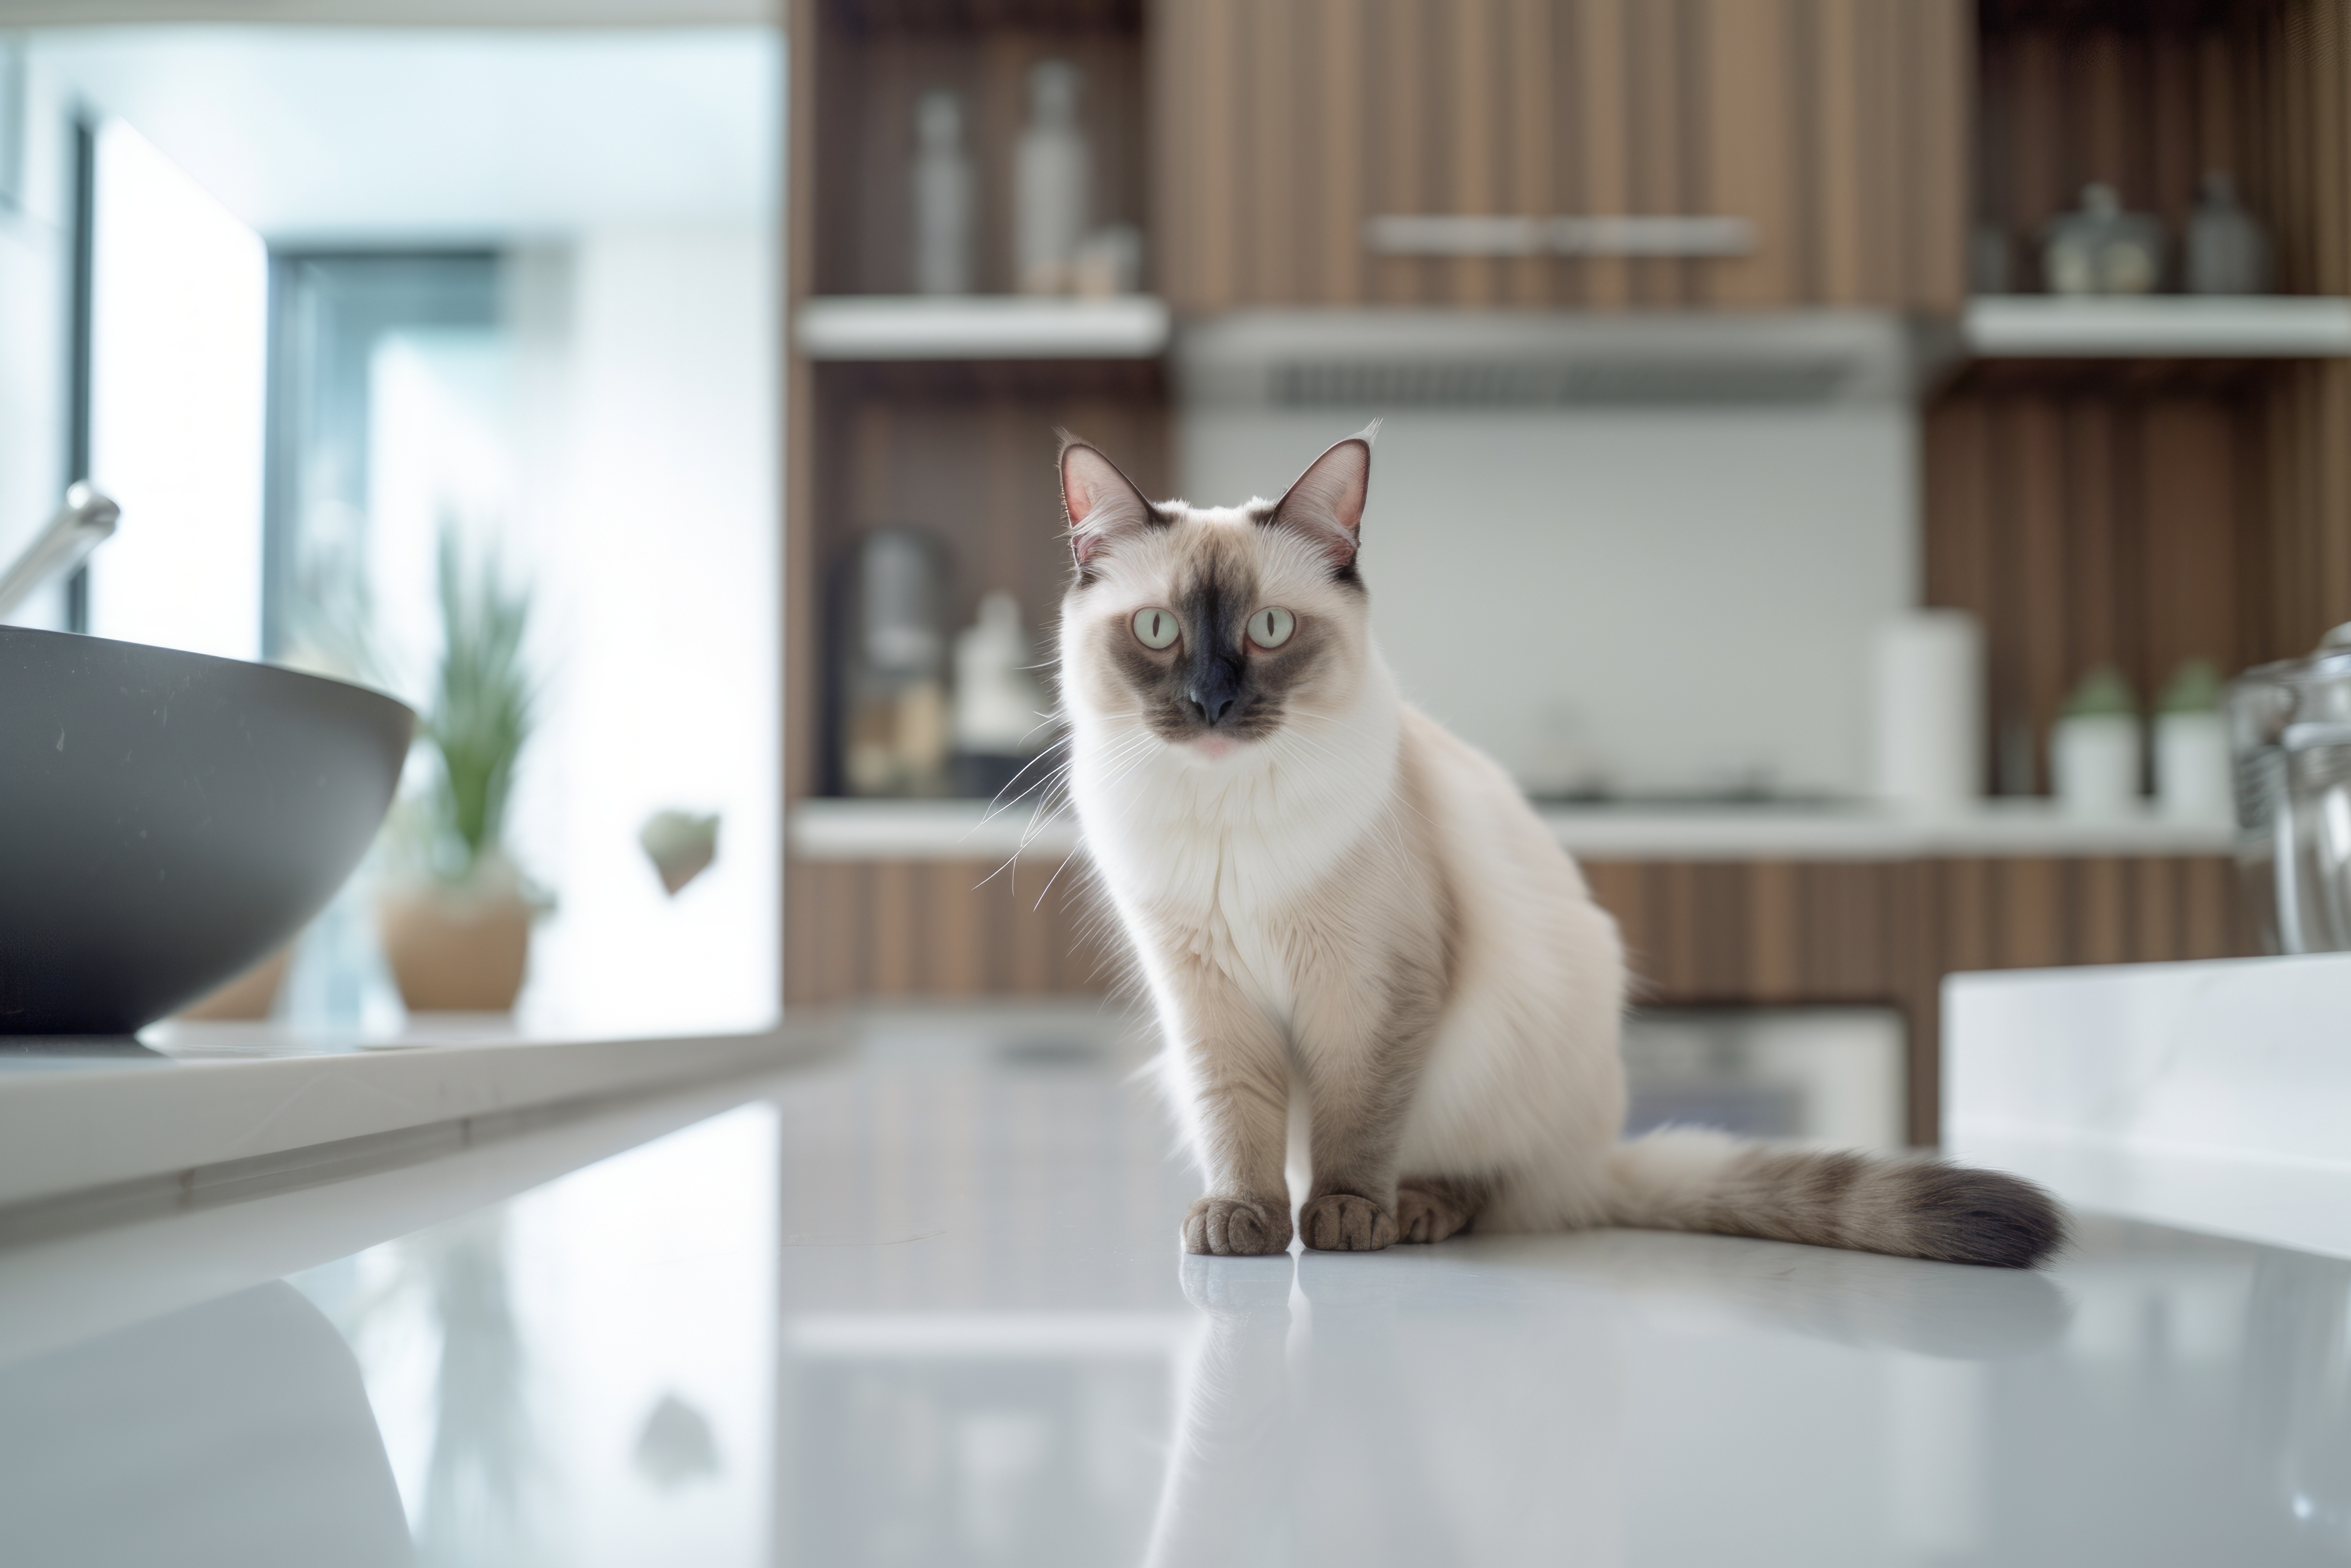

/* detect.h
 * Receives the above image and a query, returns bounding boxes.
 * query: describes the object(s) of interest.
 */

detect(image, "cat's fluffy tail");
[1604,1127,2066,1269]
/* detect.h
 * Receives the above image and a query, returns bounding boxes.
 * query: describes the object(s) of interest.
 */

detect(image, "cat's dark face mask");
[1118,549,1301,749]
[1058,431,1376,760]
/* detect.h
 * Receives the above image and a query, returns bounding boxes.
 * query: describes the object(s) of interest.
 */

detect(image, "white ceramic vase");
[2052,714,2143,816]
[2154,711,2234,822]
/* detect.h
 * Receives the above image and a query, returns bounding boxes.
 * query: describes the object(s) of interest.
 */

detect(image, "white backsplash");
[1179,404,1915,799]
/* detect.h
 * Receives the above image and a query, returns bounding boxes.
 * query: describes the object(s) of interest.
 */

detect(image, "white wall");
[1181,407,1915,799]
[506,227,780,1036]
[0,47,70,627]
[28,27,779,244]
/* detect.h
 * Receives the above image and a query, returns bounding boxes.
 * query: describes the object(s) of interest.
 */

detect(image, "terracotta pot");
[176,944,294,1021]
[378,884,532,1013]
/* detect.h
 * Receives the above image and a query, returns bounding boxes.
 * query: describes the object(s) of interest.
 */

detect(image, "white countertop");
[792,795,2237,862]
[2,1005,2338,1565]
[1945,952,2351,1260]
[0,1018,820,1218]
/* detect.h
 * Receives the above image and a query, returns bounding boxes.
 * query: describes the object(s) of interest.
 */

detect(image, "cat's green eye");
[1132,607,1180,649]
[1247,606,1296,649]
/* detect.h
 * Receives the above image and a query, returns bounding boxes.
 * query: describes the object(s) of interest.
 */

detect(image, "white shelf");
[1963,295,2351,358]
[791,796,2235,864]
[796,295,1171,361]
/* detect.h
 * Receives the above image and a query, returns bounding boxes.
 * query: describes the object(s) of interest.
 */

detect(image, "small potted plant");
[378,530,546,1013]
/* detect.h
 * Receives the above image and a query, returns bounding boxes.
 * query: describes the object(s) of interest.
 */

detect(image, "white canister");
[2155,710,2233,822]
[1871,609,1984,815]
[2052,714,2143,815]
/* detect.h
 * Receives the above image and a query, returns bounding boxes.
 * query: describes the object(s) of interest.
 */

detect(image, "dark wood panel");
[787,0,822,810]
[785,855,1121,1005]
[826,0,1143,32]
[2261,359,2351,651]
[1595,855,2247,1144]
[815,18,1146,296]
[1929,0,2351,808]
[788,851,2249,1144]
[805,362,1167,794]
[1977,5,2265,294]
[1922,389,2265,794]
[1923,365,2351,798]
[1147,0,1970,310]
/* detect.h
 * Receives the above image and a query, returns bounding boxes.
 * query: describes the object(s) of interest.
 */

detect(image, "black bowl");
[0,627,414,1034]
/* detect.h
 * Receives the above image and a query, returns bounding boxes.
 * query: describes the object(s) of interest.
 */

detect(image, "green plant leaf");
[422,521,535,883]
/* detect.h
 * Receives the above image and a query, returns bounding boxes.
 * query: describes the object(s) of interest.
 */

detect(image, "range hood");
[1177,309,1949,409]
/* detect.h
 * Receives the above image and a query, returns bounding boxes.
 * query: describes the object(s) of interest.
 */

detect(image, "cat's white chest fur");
[1069,675,1400,1022]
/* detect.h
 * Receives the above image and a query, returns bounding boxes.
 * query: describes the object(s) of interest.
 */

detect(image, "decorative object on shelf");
[378,529,546,1014]
[909,88,973,296]
[1871,609,1984,815]
[2043,183,2165,296]
[2227,624,2351,955]
[2154,659,2232,824]
[1072,222,1143,297]
[951,591,1047,799]
[840,525,953,797]
[639,810,720,896]
[176,945,295,1021]
[2186,171,2272,296]
[2051,664,2143,817]
[1968,221,2014,295]
[1015,58,1089,295]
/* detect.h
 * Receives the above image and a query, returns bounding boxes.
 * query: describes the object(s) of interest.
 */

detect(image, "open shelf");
[798,294,1170,361]
[800,293,2351,366]
[1964,297,2351,359]
[790,796,2236,864]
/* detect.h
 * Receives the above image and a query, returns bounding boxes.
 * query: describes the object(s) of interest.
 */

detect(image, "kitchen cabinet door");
[1150,0,1970,312]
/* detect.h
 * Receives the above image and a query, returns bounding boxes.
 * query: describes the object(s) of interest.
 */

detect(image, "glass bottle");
[840,526,953,797]
[1015,60,1088,295]
[2187,171,2272,296]
[910,88,973,296]
[2043,183,2165,296]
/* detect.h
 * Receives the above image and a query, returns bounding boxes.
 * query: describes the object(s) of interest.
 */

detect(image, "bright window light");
[85,117,266,661]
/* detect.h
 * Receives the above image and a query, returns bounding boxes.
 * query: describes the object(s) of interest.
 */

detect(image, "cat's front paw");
[1182,1196,1293,1256]
[1299,1193,1398,1252]
[1395,1181,1480,1244]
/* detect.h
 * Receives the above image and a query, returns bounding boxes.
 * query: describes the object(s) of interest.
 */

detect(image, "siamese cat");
[1054,429,2062,1267]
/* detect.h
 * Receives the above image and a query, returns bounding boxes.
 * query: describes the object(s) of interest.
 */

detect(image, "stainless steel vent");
[1179,309,1943,410]
[1270,357,1849,408]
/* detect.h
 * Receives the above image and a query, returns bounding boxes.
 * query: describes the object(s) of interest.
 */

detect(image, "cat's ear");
[1058,432,1158,573]
[1267,421,1378,573]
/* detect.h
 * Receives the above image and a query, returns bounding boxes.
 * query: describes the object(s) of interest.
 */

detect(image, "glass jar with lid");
[2228,625,2351,952]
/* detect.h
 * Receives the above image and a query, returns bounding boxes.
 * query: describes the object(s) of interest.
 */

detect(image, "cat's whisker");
[970,735,1077,834]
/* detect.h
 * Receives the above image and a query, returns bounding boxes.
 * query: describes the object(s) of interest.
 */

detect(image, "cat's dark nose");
[1185,661,1243,727]
[1189,687,1235,725]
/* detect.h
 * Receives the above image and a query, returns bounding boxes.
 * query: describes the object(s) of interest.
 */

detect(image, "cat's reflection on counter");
[1138,1234,2073,1568]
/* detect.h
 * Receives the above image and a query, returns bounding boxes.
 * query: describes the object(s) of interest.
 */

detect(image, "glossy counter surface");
[3,1008,2344,1566]
[0,1019,813,1212]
